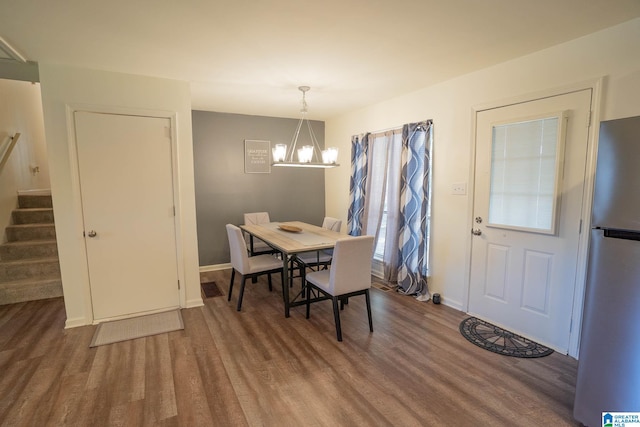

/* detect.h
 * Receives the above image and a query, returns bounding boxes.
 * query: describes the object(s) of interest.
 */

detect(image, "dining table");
[239,221,344,317]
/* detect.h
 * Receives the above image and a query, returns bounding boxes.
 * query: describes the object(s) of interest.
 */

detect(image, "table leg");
[282,253,290,318]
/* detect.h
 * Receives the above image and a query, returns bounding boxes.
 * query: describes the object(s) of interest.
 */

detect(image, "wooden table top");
[240,221,345,255]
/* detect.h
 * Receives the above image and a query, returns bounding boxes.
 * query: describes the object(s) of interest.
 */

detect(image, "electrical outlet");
[451,182,467,195]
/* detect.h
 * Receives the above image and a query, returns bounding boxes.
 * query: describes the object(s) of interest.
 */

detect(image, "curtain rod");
[363,119,432,138]
[371,125,402,134]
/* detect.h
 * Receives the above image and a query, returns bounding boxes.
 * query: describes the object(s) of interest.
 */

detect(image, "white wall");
[0,79,49,240]
[325,19,640,311]
[38,64,202,327]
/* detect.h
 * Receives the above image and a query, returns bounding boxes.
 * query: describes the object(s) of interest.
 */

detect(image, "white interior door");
[74,111,179,321]
[469,89,592,352]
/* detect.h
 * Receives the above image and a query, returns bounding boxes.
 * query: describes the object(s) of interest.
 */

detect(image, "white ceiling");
[1,0,640,119]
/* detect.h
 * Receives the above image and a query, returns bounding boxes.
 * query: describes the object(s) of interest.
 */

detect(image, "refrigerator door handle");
[602,228,640,241]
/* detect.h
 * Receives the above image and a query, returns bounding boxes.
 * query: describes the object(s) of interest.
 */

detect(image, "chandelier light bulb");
[322,147,339,164]
[272,144,287,162]
[297,145,314,163]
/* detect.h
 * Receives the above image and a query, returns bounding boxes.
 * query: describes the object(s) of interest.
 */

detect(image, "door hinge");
[579,219,583,234]
[587,111,592,127]
[177,280,180,290]
[173,206,176,216]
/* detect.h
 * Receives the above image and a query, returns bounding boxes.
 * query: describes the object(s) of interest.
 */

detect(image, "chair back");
[328,235,374,295]
[226,224,250,273]
[244,212,270,226]
[322,216,342,232]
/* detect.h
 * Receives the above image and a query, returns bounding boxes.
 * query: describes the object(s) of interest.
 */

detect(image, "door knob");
[87,230,97,238]
[471,229,482,236]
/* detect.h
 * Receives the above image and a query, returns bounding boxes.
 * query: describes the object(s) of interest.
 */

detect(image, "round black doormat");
[459,317,554,358]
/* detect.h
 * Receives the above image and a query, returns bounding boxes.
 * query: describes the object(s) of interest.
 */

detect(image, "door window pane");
[488,113,566,234]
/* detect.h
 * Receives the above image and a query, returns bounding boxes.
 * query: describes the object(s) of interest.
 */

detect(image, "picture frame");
[244,139,271,174]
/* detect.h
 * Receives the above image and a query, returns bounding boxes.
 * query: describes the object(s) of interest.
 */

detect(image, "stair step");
[0,257,61,281]
[0,240,59,261]
[18,194,53,209]
[0,277,63,305]
[6,223,56,242]
[1,191,61,305]
[12,208,54,225]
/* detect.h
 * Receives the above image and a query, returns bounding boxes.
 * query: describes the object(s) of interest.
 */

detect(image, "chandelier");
[271,86,339,168]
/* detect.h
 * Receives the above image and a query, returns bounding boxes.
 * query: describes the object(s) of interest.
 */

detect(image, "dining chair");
[226,224,284,311]
[243,212,278,256]
[292,217,342,286]
[305,235,374,341]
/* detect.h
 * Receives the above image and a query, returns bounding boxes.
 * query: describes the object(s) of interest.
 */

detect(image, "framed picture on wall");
[244,139,271,174]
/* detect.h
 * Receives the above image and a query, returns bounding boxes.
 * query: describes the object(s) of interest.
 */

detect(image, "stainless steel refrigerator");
[574,115,640,427]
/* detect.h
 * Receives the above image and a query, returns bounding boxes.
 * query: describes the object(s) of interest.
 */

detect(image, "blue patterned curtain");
[348,123,433,299]
[347,133,369,236]
[397,121,432,297]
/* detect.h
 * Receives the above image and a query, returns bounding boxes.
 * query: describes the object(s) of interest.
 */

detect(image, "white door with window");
[74,111,180,321]
[469,89,591,352]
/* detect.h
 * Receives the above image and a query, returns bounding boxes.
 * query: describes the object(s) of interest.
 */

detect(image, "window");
[373,199,388,260]
[488,113,566,234]
[366,130,402,277]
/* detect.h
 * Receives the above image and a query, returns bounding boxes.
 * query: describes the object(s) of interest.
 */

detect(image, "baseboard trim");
[17,189,51,196]
[65,316,89,329]
[441,298,463,311]
[185,298,204,308]
[199,263,231,272]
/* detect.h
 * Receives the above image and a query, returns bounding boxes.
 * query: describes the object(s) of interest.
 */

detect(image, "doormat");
[459,316,554,358]
[90,310,184,348]
[201,281,223,298]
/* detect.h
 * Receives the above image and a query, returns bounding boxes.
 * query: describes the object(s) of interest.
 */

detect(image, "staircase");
[0,194,63,305]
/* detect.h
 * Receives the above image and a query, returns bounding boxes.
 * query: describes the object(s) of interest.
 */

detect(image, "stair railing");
[0,133,21,173]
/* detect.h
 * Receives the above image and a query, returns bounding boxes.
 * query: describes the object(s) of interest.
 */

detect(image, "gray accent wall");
[192,110,326,266]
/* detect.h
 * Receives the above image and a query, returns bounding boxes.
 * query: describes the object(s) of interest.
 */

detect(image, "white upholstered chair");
[226,224,283,311]
[294,217,342,277]
[243,212,277,256]
[321,216,342,232]
[305,235,374,341]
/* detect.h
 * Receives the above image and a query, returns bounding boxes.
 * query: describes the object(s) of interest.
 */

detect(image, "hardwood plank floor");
[0,269,582,426]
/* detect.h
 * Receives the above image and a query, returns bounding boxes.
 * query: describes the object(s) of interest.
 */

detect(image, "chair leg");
[237,276,248,311]
[365,289,373,332]
[289,260,295,288]
[332,297,342,342]
[227,269,236,301]
[268,273,273,292]
[280,270,286,303]
[306,283,311,319]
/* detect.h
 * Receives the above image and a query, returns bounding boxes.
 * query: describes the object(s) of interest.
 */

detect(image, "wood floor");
[0,269,582,426]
